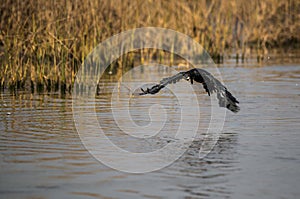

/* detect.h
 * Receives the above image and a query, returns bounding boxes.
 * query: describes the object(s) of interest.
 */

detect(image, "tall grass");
[0,0,299,92]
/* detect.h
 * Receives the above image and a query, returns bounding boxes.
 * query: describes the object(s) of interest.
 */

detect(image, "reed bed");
[0,0,299,93]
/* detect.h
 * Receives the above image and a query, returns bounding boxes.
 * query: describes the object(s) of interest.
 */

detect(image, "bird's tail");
[217,90,240,113]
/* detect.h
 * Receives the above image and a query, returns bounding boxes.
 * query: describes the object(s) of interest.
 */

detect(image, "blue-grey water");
[0,63,300,199]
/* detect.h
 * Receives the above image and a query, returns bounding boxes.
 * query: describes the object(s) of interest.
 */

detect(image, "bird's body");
[140,68,240,113]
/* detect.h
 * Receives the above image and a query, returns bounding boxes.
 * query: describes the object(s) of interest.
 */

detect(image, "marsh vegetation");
[0,0,299,92]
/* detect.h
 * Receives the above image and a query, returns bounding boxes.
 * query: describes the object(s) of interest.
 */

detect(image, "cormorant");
[139,68,240,113]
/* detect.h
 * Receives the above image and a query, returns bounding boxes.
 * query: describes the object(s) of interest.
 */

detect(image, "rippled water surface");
[1,64,300,199]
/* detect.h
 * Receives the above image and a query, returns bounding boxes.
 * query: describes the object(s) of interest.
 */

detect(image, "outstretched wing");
[139,68,240,113]
[160,71,187,86]
[190,68,240,113]
[139,72,187,95]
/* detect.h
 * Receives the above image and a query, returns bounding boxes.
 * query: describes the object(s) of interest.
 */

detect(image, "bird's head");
[183,74,190,81]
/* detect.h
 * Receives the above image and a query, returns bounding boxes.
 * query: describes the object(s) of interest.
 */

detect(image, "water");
[1,63,300,199]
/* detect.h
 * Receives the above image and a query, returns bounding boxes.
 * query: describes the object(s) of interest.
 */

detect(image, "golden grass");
[0,0,299,92]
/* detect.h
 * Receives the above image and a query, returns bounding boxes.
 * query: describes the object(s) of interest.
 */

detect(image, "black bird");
[139,68,240,113]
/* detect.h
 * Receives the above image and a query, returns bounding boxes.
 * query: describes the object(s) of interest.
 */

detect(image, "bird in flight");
[139,68,240,113]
